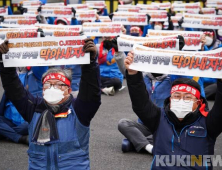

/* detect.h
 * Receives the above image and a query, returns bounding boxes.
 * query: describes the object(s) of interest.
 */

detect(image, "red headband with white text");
[171,84,200,99]
[43,73,71,87]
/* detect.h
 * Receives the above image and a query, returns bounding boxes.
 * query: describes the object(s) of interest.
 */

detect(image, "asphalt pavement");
[0,80,221,170]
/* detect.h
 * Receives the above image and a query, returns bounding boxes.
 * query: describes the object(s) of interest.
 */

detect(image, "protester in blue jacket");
[0,39,101,170]
[125,50,222,170]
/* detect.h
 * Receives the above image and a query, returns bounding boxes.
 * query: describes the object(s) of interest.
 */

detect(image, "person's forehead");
[45,79,63,84]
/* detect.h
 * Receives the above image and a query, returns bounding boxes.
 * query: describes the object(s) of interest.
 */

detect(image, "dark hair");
[172,78,201,93]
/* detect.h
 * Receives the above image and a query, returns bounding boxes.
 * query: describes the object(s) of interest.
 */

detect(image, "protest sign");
[35,24,82,37]
[2,36,90,67]
[118,5,140,12]
[206,0,222,8]
[201,8,216,15]
[40,6,73,17]
[86,1,106,9]
[139,10,167,22]
[130,44,222,79]
[23,7,38,15]
[0,7,8,16]
[148,30,203,51]
[117,34,180,52]
[182,13,222,29]
[99,16,111,22]
[136,4,159,10]
[1,15,38,26]
[83,22,122,36]
[172,2,200,12]
[22,1,42,6]
[151,2,171,9]
[67,4,89,11]
[75,10,97,21]
[0,28,39,40]
[112,12,147,25]
[45,3,64,6]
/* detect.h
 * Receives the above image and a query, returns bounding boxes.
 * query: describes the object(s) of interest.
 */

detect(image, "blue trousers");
[0,116,28,143]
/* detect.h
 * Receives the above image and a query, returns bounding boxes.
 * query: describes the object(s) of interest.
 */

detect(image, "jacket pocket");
[28,151,47,170]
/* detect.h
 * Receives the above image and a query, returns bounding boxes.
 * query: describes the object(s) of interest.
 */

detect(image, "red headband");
[43,73,71,87]
[171,84,200,99]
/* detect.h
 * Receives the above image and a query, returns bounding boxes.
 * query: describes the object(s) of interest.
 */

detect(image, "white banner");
[182,13,222,29]
[130,44,222,79]
[86,1,106,9]
[67,4,89,11]
[35,23,82,31]
[2,36,90,67]
[117,34,179,52]
[23,7,38,15]
[118,5,140,12]
[0,7,8,16]
[40,6,73,17]
[45,3,64,6]
[83,22,122,36]
[0,28,39,40]
[206,0,222,8]
[139,10,167,22]
[151,2,171,9]
[112,12,147,25]
[75,10,97,21]
[22,1,41,6]
[172,2,200,12]
[202,8,216,15]
[148,30,203,51]
[99,16,111,22]
[1,15,38,25]
[136,4,159,10]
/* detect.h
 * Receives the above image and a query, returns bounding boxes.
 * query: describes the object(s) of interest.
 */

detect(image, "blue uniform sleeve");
[103,8,108,16]
[71,18,78,25]
[47,17,55,25]
[142,24,153,37]
[7,6,13,15]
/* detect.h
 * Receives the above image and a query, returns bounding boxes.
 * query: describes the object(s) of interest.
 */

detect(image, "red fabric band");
[43,73,71,87]
[171,84,200,99]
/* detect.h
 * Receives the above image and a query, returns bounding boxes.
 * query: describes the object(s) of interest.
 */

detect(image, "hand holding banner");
[130,44,222,79]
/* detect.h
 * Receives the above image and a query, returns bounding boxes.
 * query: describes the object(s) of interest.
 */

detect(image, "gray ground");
[0,80,221,170]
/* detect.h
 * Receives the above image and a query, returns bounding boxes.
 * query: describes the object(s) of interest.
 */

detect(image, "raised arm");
[0,41,44,123]
[206,80,222,139]
[125,51,161,133]
[74,39,101,127]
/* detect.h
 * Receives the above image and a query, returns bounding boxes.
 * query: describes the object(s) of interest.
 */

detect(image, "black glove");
[37,28,45,37]
[167,12,171,22]
[83,39,97,62]
[22,8,28,13]
[0,40,9,60]
[109,13,114,20]
[146,14,151,24]
[177,35,185,51]
[178,17,184,28]
[0,16,4,23]
[111,36,119,52]
[38,6,42,12]
[72,7,76,17]
[36,15,42,23]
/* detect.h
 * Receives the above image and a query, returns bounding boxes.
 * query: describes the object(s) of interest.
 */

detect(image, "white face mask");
[218,30,222,36]
[170,99,194,119]
[205,36,213,46]
[154,25,162,30]
[43,87,66,105]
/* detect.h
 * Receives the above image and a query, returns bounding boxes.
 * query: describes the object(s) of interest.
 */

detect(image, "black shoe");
[122,139,135,153]
[18,135,29,145]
